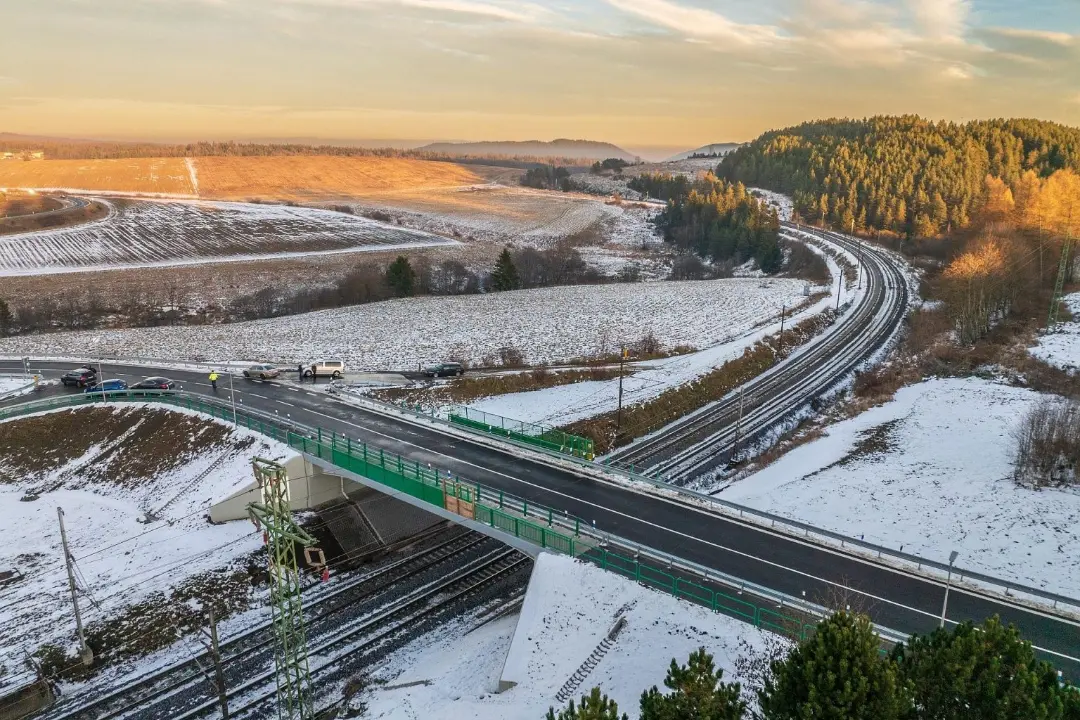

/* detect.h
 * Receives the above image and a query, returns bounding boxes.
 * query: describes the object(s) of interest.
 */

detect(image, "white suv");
[303,359,345,378]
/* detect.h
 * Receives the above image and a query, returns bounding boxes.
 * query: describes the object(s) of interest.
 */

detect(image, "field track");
[0,198,455,276]
[0,156,495,201]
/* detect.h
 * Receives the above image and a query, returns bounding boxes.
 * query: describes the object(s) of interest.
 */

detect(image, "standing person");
[311,363,318,383]
[297,363,303,380]
[209,370,219,391]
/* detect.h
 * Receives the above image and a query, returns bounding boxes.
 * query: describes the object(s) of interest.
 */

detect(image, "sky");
[1,0,1078,154]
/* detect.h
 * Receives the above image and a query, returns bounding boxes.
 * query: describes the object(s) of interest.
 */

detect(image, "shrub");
[1012,396,1080,487]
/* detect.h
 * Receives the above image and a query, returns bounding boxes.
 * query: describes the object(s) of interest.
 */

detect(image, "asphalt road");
[4,359,1078,679]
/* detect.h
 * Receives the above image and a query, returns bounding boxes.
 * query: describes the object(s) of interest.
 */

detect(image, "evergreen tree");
[758,611,906,720]
[639,647,746,720]
[491,247,520,291]
[892,616,1072,720]
[547,687,628,720]
[0,298,13,337]
[385,255,415,297]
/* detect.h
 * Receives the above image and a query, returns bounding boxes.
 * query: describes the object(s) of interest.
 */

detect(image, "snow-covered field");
[471,287,831,426]
[347,185,659,249]
[0,278,812,369]
[0,198,454,276]
[360,553,775,719]
[0,405,295,688]
[1030,291,1080,372]
[721,378,1080,597]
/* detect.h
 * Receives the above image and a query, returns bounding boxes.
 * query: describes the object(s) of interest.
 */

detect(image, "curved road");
[2,358,1077,680]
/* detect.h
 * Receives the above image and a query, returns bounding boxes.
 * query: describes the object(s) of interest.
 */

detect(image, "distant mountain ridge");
[665,143,743,162]
[417,139,640,162]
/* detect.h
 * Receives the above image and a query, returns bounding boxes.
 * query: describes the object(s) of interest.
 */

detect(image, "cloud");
[602,0,782,47]
[942,64,973,80]
[984,27,1075,47]
[908,0,969,42]
[280,0,548,23]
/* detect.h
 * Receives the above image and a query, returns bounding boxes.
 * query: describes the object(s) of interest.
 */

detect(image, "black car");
[131,377,176,390]
[424,362,465,378]
[61,366,97,387]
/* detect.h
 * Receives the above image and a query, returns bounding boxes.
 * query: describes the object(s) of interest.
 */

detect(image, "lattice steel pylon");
[1048,234,1074,330]
[248,458,318,720]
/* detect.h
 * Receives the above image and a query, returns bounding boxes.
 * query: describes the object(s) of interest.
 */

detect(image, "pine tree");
[547,687,628,720]
[491,247,520,291]
[385,255,415,297]
[639,647,746,720]
[892,616,1071,720]
[758,611,905,720]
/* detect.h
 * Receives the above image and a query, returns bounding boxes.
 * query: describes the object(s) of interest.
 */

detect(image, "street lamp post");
[940,550,959,628]
[98,358,107,404]
[229,371,237,426]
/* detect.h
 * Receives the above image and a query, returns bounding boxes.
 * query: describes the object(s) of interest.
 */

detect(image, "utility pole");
[615,346,626,440]
[835,273,842,311]
[200,607,230,719]
[57,507,93,666]
[731,388,746,462]
[249,459,319,720]
[777,303,786,361]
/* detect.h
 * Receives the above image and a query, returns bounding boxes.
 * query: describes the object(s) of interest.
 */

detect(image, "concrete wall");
[208,456,364,523]
[208,452,542,558]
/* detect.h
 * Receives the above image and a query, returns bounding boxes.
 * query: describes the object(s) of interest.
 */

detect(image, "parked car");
[61,367,97,387]
[243,364,280,380]
[83,379,128,393]
[424,362,465,378]
[131,377,176,390]
[303,360,345,378]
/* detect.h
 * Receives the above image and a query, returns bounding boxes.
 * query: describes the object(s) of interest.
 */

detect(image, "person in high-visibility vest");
[209,371,219,390]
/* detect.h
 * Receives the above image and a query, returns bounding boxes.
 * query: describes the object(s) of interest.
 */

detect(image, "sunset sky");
[2,0,1078,155]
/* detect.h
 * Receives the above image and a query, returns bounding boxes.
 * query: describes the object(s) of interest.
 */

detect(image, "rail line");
[608,226,909,481]
[40,528,491,720]
[177,547,529,719]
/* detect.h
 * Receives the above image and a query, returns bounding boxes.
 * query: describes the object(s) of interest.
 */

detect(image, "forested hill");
[716,116,1080,236]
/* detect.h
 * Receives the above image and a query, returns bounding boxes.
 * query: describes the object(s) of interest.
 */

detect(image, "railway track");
[608,226,909,482]
[40,528,494,720]
[179,547,529,719]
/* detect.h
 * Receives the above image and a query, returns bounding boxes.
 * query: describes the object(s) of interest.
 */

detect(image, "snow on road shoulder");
[1030,291,1080,372]
[0,404,295,688]
[362,553,775,719]
[720,377,1080,598]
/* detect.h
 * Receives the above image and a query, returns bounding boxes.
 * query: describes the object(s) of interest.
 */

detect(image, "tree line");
[718,116,1080,238]
[631,173,783,272]
[549,611,1079,720]
[0,137,598,167]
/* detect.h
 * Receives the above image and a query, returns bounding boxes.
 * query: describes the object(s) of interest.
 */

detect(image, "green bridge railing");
[445,404,595,460]
[0,390,822,643]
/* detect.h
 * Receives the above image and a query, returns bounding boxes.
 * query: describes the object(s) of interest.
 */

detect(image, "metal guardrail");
[0,390,866,646]
[337,387,1080,615]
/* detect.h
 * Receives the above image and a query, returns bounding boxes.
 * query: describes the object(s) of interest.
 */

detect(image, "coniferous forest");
[630,173,783,272]
[717,116,1080,237]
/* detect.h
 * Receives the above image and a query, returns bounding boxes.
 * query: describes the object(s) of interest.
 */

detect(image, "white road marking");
[292,405,1079,646]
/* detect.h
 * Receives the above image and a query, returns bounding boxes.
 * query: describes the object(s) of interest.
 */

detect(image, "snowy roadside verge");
[722,378,1080,601]
[0,403,296,692]
[359,553,777,719]
[324,388,1080,620]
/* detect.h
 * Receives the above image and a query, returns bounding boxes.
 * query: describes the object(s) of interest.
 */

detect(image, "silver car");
[243,363,280,380]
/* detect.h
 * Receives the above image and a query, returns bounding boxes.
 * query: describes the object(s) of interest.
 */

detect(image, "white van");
[304,359,345,378]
